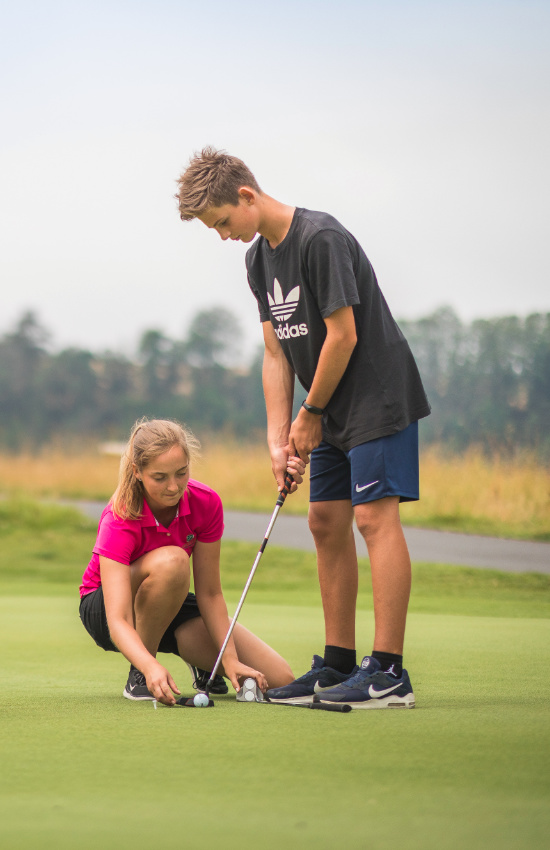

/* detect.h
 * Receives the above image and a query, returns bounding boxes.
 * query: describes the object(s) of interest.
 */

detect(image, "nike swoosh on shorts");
[355,480,379,493]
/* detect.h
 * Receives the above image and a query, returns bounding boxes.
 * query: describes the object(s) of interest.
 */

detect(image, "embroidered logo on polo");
[186,534,194,543]
[268,278,308,340]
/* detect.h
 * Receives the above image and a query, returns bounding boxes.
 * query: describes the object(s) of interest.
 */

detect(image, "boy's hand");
[271,446,307,493]
[289,407,323,460]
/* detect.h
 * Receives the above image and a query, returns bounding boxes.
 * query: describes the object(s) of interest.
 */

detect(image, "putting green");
[1,594,549,850]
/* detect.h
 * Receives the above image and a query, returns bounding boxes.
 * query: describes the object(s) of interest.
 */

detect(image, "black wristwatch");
[302,400,325,416]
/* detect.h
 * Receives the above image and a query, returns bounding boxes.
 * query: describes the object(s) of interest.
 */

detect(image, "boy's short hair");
[176,146,261,221]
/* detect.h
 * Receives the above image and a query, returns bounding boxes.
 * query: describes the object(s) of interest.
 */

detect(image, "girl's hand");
[223,659,268,694]
[144,661,181,706]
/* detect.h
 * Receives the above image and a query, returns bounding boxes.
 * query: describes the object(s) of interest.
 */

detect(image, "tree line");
[0,307,549,457]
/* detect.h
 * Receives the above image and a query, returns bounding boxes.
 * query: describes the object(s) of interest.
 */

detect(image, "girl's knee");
[135,546,190,591]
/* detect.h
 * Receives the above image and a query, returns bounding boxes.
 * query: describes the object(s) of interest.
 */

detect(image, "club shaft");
[207,490,288,687]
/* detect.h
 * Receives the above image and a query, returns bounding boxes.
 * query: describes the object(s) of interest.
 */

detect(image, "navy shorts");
[309,421,419,506]
[79,586,202,656]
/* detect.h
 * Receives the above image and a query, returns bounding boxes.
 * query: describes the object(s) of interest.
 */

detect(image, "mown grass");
[0,500,549,850]
[1,595,549,850]
[0,441,549,540]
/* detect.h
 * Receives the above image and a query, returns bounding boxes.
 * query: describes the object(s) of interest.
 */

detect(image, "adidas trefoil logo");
[267,279,309,340]
[268,279,300,322]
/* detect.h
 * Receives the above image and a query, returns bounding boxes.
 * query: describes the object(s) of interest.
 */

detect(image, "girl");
[79,418,302,705]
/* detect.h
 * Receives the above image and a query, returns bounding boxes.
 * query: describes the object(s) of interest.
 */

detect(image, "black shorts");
[79,586,202,656]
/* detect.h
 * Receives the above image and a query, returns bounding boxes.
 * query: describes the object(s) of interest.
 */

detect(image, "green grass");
[400,508,550,541]
[1,500,549,616]
[1,500,549,849]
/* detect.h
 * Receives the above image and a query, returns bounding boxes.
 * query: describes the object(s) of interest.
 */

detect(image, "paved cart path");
[69,501,549,574]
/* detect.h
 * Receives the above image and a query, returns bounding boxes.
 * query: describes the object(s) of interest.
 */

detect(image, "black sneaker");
[186,663,229,695]
[265,655,357,705]
[123,666,154,701]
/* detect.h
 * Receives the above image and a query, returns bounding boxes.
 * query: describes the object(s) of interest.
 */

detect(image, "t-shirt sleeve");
[194,489,224,543]
[304,229,360,318]
[93,511,140,565]
[247,271,270,323]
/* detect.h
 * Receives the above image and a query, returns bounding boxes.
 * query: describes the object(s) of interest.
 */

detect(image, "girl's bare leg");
[130,546,190,655]
[174,619,294,688]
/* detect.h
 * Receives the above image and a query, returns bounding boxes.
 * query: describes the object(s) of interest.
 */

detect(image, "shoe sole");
[123,689,155,701]
[266,694,315,705]
[317,693,415,710]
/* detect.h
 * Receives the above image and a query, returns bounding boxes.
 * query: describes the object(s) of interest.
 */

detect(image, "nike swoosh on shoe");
[313,681,342,693]
[368,683,402,698]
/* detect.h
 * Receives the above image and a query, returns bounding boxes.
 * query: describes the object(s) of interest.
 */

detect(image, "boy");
[176,147,431,709]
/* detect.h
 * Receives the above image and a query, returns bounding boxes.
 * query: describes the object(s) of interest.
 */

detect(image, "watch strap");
[302,400,325,416]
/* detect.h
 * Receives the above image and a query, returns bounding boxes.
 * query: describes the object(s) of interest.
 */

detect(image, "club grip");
[276,472,295,507]
[308,702,352,713]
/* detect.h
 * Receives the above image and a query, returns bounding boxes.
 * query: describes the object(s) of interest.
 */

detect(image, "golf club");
[200,471,295,700]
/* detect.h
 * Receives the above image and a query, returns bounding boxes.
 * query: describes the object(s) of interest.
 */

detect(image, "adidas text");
[275,323,309,340]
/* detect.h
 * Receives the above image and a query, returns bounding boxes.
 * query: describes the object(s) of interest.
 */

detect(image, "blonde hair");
[176,146,261,221]
[111,418,200,520]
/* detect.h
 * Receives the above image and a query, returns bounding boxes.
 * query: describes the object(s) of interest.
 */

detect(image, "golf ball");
[193,693,209,707]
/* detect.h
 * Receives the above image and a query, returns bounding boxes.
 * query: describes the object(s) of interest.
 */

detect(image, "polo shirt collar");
[140,493,190,526]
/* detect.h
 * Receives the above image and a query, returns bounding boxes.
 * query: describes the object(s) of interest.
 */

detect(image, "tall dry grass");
[404,446,550,540]
[0,442,548,540]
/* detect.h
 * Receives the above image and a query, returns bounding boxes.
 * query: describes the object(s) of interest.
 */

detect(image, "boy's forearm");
[303,306,357,410]
[305,332,356,408]
[262,337,295,451]
[289,307,357,457]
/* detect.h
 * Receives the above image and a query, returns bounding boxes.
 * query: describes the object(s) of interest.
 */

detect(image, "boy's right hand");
[271,445,308,494]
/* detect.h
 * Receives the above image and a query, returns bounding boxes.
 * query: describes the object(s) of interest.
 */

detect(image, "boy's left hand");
[290,407,323,460]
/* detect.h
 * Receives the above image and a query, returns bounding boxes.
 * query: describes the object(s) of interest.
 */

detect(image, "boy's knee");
[308,503,332,539]
[308,502,352,544]
[354,497,400,542]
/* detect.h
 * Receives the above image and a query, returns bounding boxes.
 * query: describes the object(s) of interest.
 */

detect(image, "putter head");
[236,677,267,703]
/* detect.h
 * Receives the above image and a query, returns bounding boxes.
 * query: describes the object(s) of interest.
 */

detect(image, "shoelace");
[133,670,147,686]
[296,667,323,683]
[341,667,376,687]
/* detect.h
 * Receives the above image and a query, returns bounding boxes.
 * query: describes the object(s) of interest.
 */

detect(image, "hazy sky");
[1,0,548,361]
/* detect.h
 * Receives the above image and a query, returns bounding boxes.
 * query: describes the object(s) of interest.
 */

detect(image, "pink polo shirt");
[79,479,224,598]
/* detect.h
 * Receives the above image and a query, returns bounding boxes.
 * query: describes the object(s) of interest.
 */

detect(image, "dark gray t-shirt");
[246,207,430,451]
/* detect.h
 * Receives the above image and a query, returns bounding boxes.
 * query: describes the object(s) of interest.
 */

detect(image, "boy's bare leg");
[308,499,358,650]
[353,496,411,655]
